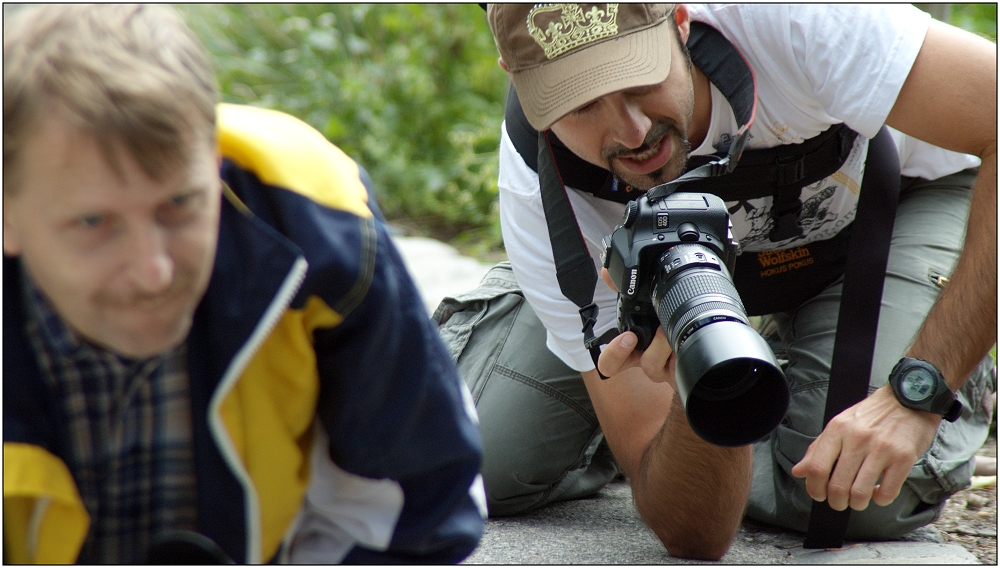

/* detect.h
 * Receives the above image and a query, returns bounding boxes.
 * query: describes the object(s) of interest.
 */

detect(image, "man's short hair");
[3,4,220,195]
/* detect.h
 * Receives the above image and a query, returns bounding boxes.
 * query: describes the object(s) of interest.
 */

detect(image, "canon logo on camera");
[626,268,639,296]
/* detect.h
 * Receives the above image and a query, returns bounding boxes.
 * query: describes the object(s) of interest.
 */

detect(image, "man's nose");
[128,224,174,294]
[608,95,652,149]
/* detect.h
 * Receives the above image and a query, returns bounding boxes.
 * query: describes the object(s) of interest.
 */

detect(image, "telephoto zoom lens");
[652,244,789,447]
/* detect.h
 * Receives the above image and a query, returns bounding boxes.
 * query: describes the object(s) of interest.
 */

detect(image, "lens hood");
[673,321,789,446]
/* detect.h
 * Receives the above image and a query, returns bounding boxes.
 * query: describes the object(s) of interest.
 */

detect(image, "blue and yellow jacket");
[3,104,485,563]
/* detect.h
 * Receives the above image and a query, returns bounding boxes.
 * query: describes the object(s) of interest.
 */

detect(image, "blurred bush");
[951,3,997,39]
[178,4,508,250]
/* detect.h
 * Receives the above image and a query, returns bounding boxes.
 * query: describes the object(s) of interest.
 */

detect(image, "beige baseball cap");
[487,3,676,131]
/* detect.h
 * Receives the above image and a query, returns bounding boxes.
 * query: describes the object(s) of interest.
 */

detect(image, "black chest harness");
[505,21,901,548]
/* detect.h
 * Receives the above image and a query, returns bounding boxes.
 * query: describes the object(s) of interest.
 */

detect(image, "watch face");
[901,368,936,402]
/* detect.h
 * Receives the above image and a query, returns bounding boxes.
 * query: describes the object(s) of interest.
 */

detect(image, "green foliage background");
[950,3,998,39]
[178,4,508,253]
[178,4,996,256]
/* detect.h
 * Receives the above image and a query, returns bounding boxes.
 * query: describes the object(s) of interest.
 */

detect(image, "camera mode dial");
[622,201,640,228]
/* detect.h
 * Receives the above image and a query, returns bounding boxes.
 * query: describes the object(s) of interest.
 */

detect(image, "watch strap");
[943,400,963,422]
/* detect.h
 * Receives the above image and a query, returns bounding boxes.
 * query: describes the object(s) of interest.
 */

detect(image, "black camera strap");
[536,128,614,376]
[522,20,900,548]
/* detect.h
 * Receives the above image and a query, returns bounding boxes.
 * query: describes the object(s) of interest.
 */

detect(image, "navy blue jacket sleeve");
[311,216,485,563]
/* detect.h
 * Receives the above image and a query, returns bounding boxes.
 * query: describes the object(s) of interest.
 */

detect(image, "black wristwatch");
[887,357,962,422]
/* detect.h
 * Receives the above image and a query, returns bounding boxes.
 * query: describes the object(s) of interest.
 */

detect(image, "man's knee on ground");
[842,496,944,540]
[479,453,556,517]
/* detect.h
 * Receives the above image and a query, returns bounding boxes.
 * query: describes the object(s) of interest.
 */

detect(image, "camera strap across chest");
[512,21,900,547]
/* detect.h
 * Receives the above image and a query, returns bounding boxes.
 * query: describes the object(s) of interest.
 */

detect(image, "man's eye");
[77,214,105,228]
[159,191,204,226]
[574,100,600,115]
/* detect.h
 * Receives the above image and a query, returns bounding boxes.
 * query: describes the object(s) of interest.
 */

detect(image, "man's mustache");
[96,272,194,308]
[602,119,685,163]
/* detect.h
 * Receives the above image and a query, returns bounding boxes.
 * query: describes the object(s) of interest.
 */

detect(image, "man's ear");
[498,57,512,76]
[3,201,22,257]
[674,4,692,44]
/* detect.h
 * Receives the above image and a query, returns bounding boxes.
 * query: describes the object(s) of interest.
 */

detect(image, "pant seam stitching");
[493,364,599,428]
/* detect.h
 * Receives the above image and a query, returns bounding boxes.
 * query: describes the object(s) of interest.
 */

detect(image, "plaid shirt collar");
[19,263,199,563]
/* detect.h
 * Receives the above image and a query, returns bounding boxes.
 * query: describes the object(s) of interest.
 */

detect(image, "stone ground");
[934,435,997,565]
[392,234,998,564]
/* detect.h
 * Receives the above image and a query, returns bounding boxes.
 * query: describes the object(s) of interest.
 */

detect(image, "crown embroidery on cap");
[527,4,620,60]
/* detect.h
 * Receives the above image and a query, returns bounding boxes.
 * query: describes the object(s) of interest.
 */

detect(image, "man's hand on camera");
[790,386,940,511]
[598,328,677,385]
[598,267,676,384]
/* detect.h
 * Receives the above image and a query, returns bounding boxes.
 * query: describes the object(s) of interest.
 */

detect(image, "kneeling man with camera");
[434,3,996,560]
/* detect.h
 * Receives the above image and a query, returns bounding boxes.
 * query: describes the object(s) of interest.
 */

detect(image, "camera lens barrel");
[653,245,747,344]
[651,244,789,447]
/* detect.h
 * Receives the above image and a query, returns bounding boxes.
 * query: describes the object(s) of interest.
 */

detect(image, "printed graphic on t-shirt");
[693,85,867,253]
[725,136,867,252]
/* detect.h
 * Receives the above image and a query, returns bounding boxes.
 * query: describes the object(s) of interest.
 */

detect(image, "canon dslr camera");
[601,191,789,447]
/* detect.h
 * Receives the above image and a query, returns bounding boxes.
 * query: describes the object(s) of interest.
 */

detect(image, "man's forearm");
[580,363,751,560]
[907,156,997,389]
[631,396,752,561]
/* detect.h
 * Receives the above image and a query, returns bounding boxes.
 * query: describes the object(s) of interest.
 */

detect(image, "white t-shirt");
[497,4,981,372]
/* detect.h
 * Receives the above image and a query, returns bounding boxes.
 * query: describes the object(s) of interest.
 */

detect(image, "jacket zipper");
[207,256,309,563]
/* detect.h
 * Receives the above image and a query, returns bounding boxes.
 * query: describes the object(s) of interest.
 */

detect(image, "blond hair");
[3,4,219,194]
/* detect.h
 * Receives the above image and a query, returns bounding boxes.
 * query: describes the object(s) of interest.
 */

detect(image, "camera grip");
[617,295,659,352]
